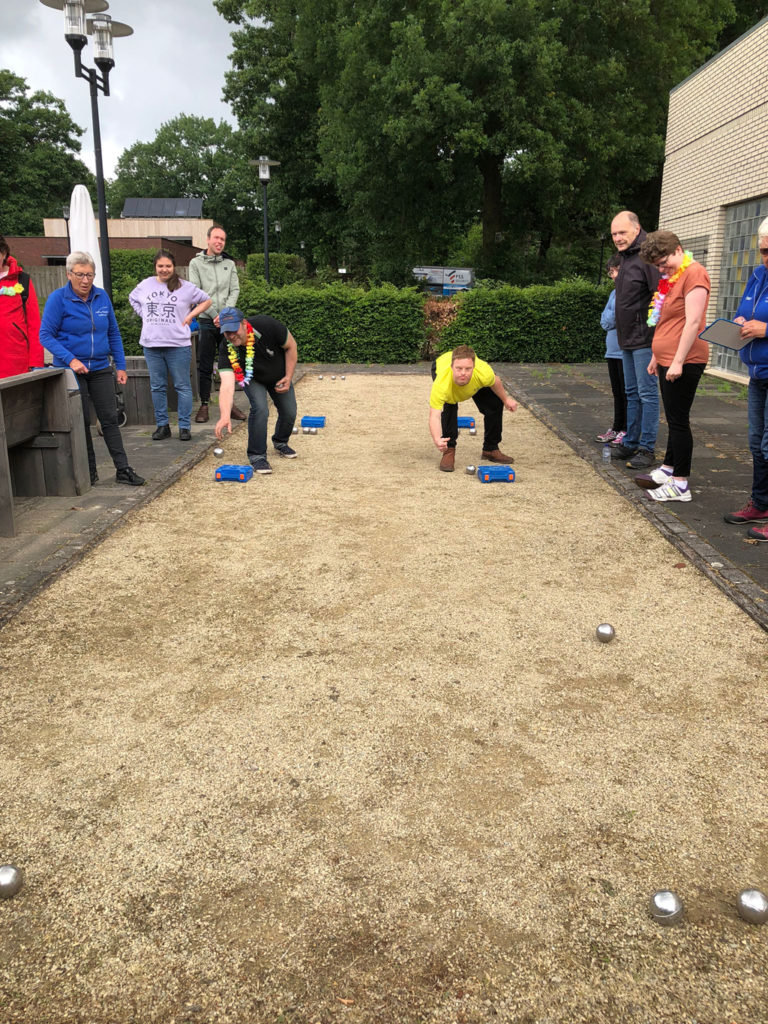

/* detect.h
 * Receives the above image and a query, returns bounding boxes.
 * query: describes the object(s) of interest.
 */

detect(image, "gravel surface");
[0,374,766,1024]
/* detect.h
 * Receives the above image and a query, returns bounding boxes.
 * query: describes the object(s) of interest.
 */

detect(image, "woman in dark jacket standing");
[40,251,144,487]
[723,216,768,539]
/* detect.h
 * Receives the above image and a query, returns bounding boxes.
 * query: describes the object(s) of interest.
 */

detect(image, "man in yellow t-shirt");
[429,345,517,472]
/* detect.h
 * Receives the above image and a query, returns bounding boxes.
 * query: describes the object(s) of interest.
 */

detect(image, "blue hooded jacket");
[40,281,126,372]
[735,264,768,381]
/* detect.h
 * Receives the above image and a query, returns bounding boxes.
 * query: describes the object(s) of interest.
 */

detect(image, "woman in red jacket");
[0,236,43,379]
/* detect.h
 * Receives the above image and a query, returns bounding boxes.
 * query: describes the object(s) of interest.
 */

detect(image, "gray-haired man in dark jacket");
[609,210,661,470]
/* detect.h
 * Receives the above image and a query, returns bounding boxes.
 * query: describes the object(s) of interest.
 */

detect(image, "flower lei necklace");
[647,251,694,327]
[227,329,257,387]
[0,283,24,297]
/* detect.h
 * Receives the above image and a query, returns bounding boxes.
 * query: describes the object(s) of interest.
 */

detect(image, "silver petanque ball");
[469,427,477,436]
[318,375,324,380]
[309,427,318,434]
[596,623,615,643]
[737,889,768,925]
[292,426,299,435]
[341,375,346,380]
[466,465,476,475]
[331,375,337,380]
[302,427,310,434]
[213,447,224,456]
[0,865,24,900]
[649,890,684,925]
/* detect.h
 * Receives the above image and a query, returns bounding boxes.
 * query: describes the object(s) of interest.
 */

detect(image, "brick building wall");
[659,14,768,376]
[6,236,200,269]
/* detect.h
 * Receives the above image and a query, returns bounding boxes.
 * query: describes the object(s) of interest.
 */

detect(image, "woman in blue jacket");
[723,218,768,539]
[40,251,144,487]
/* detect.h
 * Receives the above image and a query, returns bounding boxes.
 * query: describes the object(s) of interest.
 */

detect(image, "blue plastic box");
[215,464,254,482]
[477,465,515,483]
[301,415,326,428]
[457,416,476,429]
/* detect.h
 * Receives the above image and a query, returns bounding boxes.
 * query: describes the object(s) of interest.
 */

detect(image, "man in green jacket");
[188,224,244,423]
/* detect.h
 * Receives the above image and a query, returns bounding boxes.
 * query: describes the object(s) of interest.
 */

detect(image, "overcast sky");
[2,0,239,179]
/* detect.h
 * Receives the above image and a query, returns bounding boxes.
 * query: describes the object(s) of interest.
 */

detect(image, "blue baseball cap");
[219,307,246,333]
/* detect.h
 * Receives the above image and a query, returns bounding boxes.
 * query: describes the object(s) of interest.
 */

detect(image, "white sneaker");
[647,479,691,502]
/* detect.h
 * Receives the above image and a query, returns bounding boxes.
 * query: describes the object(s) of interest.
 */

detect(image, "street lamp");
[39,0,133,299]
[251,156,280,285]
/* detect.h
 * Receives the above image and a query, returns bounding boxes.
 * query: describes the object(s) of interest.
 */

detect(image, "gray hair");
[758,217,768,243]
[66,251,96,273]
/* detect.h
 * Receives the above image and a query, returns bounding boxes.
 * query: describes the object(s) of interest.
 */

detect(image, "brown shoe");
[230,404,247,421]
[439,448,456,472]
[482,448,514,464]
[194,404,209,423]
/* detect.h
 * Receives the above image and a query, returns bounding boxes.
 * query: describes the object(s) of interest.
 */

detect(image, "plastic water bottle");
[602,443,612,464]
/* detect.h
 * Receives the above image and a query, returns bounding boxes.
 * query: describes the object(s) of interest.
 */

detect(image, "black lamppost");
[252,156,280,285]
[62,205,71,250]
[40,0,133,299]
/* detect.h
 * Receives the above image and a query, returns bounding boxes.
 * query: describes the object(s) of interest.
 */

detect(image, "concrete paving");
[1,362,767,634]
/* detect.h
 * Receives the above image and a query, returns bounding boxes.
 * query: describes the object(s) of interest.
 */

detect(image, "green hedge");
[246,252,309,288]
[111,249,156,356]
[236,280,424,363]
[440,280,611,363]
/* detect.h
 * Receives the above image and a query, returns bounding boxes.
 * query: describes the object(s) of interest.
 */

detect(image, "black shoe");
[90,470,99,485]
[273,441,298,458]
[610,443,637,460]
[116,466,145,486]
[627,448,655,470]
[179,428,192,441]
[250,456,273,475]
[152,424,171,441]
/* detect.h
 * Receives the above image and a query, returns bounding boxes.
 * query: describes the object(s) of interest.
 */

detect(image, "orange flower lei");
[227,329,256,387]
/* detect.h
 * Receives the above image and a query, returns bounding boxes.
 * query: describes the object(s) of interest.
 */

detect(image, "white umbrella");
[68,184,103,289]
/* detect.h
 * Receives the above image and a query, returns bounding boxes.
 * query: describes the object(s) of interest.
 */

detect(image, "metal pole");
[88,69,112,299]
[262,181,270,285]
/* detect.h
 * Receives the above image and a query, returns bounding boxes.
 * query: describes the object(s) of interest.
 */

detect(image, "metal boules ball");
[737,889,768,925]
[302,427,310,434]
[331,375,337,380]
[649,890,684,925]
[596,623,615,643]
[341,375,346,380]
[213,447,224,456]
[318,375,324,380]
[292,426,299,435]
[469,427,477,436]
[466,465,476,475]
[309,427,318,434]
[0,865,24,900]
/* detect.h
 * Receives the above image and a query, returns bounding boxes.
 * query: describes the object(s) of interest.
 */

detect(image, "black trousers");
[197,319,219,404]
[431,361,503,451]
[607,357,627,433]
[76,368,129,474]
[658,362,705,477]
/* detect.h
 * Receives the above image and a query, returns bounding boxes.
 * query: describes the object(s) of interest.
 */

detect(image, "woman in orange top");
[635,230,710,502]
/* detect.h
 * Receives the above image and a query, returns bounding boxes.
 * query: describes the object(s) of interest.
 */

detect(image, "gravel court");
[0,372,766,1024]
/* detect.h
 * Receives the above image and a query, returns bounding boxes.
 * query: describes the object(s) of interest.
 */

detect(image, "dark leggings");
[196,320,219,404]
[76,368,129,474]
[658,362,705,477]
[607,357,627,433]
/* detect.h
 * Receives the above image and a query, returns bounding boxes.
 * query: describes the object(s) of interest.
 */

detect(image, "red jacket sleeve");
[25,278,44,368]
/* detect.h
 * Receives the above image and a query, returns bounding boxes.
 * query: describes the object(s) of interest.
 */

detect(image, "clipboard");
[699,319,745,351]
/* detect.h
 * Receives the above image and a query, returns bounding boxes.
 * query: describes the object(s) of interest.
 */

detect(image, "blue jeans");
[622,347,659,451]
[143,346,193,430]
[242,380,297,460]
[748,377,768,510]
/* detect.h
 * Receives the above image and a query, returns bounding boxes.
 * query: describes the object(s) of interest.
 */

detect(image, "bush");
[236,281,424,363]
[246,252,309,288]
[110,249,156,355]
[440,280,611,363]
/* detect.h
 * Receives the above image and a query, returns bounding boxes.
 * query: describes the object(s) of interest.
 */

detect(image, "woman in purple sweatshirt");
[129,251,211,440]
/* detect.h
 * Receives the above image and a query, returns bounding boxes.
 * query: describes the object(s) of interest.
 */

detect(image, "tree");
[106,115,261,258]
[216,0,755,283]
[0,70,95,235]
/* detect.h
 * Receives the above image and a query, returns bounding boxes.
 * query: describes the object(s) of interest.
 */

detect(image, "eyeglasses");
[70,272,95,280]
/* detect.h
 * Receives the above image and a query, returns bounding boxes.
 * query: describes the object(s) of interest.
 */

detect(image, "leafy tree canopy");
[0,70,95,235]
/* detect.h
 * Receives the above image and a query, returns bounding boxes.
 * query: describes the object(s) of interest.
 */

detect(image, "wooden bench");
[120,334,202,425]
[0,369,90,537]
